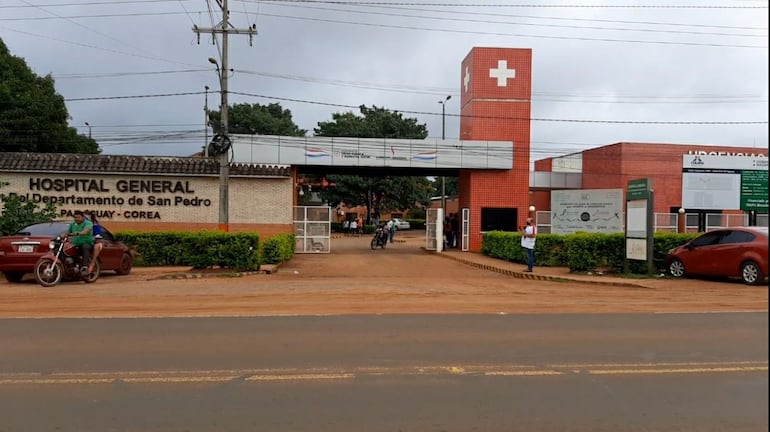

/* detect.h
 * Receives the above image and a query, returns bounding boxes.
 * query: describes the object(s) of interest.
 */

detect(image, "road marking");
[0,361,765,385]
[245,373,355,381]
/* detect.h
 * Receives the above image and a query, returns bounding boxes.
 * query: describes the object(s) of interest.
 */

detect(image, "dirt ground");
[0,233,766,318]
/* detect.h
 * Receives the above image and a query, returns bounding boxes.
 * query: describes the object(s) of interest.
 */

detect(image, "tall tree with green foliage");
[0,182,57,236]
[313,105,432,223]
[0,39,98,153]
[208,102,307,136]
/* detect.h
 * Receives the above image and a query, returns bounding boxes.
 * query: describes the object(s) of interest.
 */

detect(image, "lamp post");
[204,85,209,157]
[438,95,451,216]
[84,122,91,139]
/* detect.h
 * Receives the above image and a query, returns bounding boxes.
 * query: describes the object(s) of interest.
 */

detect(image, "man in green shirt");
[65,210,94,270]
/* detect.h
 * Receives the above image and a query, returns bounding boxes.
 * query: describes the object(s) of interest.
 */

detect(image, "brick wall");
[0,172,293,235]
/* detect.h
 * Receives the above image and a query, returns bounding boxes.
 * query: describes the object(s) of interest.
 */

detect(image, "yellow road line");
[0,361,765,385]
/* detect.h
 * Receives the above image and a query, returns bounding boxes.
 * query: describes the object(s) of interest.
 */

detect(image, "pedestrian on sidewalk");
[521,217,537,272]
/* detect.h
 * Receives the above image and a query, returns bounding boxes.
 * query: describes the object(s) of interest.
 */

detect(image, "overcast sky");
[2,0,768,162]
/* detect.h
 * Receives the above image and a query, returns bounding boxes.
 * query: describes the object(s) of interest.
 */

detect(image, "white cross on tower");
[463,66,470,92]
[489,60,516,87]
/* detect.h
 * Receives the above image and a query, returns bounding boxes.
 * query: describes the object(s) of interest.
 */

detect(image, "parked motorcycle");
[33,235,100,287]
[370,226,389,250]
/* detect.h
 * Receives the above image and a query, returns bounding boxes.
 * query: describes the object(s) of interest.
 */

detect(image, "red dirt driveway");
[0,232,766,318]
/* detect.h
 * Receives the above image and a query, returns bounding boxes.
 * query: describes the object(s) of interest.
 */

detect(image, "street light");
[438,95,451,216]
[84,122,91,139]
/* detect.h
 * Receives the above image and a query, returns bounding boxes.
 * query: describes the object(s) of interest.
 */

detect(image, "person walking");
[521,217,537,272]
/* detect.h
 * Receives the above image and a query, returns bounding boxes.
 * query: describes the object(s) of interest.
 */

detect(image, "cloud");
[1,0,767,159]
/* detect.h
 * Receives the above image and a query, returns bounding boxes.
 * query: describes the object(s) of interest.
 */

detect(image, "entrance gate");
[293,206,332,253]
[460,208,470,251]
[425,208,444,251]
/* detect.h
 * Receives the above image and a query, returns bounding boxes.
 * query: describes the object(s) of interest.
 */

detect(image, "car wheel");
[116,253,133,275]
[2,272,24,283]
[668,258,686,278]
[740,261,764,285]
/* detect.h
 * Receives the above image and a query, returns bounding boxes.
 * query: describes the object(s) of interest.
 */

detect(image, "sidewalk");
[435,248,672,289]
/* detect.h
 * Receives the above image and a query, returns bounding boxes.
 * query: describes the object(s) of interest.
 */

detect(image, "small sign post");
[625,178,655,275]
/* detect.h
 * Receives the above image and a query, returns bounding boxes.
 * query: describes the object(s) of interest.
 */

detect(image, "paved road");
[0,313,766,431]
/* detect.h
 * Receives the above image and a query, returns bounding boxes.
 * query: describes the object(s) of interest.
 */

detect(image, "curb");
[428,250,647,288]
[148,263,281,280]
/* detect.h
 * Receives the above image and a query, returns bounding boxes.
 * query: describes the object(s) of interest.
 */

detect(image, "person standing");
[450,213,459,248]
[521,217,537,272]
[387,219,397,243]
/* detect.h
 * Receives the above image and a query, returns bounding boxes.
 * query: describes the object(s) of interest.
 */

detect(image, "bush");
[260,233,295,264]
[115,231,260,270]
[481,231,700,274]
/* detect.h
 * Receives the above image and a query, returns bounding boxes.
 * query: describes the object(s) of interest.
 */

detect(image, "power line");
[255,1,769,8]
[58,88,768,124]
[228,90,768,124]
[266,2,767,38]
[50,67,767,103]
[250,12,768,48]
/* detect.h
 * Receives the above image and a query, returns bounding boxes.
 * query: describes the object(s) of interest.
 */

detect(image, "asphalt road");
[0,313,767,431]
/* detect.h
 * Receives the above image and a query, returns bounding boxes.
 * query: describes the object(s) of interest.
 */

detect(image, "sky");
[1,0,768,163]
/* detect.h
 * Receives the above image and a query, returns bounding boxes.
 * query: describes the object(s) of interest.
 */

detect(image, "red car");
[665,227,768,285]
[0,221,133,283]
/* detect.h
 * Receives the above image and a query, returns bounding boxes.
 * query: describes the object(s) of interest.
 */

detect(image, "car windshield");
[14,222,70,237]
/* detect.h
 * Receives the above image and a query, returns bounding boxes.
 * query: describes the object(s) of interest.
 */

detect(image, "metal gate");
[425,208,444,251]
[293,206,332,253]
[460,208,470,251]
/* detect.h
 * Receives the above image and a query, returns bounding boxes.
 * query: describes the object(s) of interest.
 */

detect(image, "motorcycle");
[33,235,100,287]
[370,226,389,250]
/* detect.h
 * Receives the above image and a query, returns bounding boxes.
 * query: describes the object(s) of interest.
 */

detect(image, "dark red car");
[0,221,133,283]
[665,227,768,285]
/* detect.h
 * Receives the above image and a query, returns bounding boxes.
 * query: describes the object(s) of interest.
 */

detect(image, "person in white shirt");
[350,219,358,236]
[521,217,537,272]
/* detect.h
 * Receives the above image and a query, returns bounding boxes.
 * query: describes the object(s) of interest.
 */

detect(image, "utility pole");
[193,0,256,231]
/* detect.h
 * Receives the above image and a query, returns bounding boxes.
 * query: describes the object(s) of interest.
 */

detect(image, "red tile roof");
[0,152,290,177]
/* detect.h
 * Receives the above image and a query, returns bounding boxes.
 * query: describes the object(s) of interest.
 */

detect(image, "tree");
[432,176,458,197]
[0,182,57,236]
[313,105,432,223]
[208,102,307,137]
[0,39,98,154]
[314,105,427,139]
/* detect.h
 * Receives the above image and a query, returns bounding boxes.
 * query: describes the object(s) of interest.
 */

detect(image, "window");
[719,230,755,245]
[690,231,724,247]
[480,207,518,232]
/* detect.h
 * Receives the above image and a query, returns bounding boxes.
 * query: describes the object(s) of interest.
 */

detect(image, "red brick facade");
[532,142,769,213]
[459,47,532,251]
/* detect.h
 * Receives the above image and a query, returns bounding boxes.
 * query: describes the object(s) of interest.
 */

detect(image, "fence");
[534,211,768,234]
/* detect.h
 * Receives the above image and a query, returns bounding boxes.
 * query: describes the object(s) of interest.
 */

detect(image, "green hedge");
[115,230,295,271]
[260,233,295,264]
[482,231,699,274]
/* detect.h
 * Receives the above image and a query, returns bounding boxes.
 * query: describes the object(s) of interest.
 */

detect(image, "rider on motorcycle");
[63,210,94,271]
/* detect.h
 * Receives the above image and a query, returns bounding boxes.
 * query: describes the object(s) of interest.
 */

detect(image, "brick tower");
[458,47,532,251]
